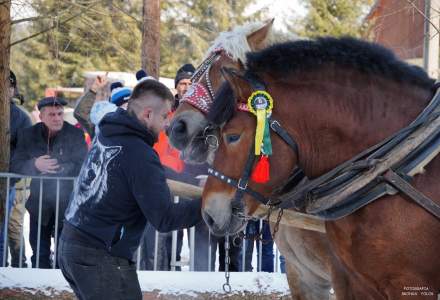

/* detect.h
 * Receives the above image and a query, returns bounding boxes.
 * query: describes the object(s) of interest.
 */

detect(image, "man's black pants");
[58,237,142,300]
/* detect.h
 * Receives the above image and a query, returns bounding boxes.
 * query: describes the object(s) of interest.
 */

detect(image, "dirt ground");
[0,288,292,300]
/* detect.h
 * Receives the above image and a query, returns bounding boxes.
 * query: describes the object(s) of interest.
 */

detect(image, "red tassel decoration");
[251,155,270,183]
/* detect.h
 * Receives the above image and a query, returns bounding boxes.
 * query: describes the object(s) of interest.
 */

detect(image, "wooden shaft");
[166,179,326,233]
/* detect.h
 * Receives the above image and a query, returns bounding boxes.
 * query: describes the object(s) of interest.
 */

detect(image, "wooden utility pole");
[0,0,11,222]
[423,0,440,78]
[141,0,160,79]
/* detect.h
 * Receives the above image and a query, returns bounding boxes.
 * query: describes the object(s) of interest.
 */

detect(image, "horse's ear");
[220,67,252,104]
[247,18,275,51]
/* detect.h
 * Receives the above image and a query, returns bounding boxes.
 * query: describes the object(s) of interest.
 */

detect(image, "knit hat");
[9,70,17,88]
[174,64,195,87]
[109,82,132,106]
[136,69,156,83]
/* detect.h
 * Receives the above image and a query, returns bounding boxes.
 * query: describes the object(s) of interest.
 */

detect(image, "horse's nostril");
[202,210,216,228]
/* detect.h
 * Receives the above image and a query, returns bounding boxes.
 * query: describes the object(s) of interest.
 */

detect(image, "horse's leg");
[328,255,357,300]
[284,259,333,300]
[275,225,333,300]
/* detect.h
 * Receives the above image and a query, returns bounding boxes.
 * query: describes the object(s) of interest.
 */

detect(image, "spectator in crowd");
[59,78,202,300]
[75,71,153,139]
[11,97,87,268]
[0,70,32,267]
[244,220,274,272]
[74,73,110,138]
[89,81,132,135]
[173,63,194,110]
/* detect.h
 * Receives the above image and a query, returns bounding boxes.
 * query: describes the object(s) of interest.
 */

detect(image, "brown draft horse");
[202,37,440,299]
[168,22,336,299]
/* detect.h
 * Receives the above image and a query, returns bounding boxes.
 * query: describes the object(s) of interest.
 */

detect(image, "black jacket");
[10,102,32,161]
[64,108,202,261]
[11,122,87,225]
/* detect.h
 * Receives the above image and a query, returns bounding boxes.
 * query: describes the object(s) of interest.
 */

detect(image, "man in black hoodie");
[59,79,202,300]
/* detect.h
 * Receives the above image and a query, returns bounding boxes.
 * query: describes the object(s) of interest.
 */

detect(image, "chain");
[271,208,284,241]
[235,205,284,244]
[223,233,232,293]
[220,208,283,293]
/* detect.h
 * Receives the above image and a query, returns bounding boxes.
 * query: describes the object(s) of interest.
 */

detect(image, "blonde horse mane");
[205,21,297,63]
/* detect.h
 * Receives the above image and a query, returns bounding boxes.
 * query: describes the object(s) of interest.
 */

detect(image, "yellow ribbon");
[247,91,274,155]
[255,109,266,155]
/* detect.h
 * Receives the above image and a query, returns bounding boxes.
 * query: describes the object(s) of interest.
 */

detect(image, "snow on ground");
[0,268,290,297]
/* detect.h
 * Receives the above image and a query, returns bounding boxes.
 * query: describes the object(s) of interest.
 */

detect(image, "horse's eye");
[226,134,241,144]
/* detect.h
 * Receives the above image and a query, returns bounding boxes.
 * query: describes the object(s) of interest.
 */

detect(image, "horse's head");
[168,19,286,164]
[202,68,300,236]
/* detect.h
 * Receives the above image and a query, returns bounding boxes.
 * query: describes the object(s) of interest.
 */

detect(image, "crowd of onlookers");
[0,66,285,273]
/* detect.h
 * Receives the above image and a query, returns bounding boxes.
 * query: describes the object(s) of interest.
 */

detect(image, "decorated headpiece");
[179,83,213,114]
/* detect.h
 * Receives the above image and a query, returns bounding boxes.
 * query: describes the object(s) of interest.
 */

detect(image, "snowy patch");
[0,268,290,296]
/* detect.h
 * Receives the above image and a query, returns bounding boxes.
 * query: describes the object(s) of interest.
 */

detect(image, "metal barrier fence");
[0,172,283,272]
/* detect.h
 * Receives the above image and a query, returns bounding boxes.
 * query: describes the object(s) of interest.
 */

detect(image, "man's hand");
[35,155,60,174]
[90,73,108,94]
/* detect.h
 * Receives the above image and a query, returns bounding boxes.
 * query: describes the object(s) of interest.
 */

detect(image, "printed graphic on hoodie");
[66,138,121,221]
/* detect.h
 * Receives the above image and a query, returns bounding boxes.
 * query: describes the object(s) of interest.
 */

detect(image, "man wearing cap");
[11,97,87,268]
[173,63,195,111]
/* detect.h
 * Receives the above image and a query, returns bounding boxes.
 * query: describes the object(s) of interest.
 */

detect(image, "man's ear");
[220,67,253,105]
[141,106,153,122]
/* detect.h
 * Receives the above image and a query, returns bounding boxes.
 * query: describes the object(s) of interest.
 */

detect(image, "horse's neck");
[270,71,433,177]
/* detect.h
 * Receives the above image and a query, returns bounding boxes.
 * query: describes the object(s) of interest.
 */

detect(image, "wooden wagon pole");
[166,179,326,233]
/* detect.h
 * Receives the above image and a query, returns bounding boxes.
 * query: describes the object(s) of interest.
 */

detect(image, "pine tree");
[11,0,142,105]
[298,0,374,38]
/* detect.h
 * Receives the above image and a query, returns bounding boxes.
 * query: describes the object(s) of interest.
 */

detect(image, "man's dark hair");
[130,79,174,103]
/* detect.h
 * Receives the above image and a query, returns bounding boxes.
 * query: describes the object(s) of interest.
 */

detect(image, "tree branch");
[111,2,142,24]
[405,0,440,35]
[10,2,98,47]
[11,15,50,25]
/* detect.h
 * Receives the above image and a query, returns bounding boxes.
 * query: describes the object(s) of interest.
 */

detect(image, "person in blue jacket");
[58,78,202,300]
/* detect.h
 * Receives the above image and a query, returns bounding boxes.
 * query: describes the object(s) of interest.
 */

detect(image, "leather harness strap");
[382,170,440,219]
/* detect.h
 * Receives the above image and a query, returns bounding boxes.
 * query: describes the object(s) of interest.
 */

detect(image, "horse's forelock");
[207,82,236,125]
[205,21,294,64]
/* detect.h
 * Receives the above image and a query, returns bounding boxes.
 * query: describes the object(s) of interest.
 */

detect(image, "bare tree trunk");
[141,0,160,79]
[0,0,11,223]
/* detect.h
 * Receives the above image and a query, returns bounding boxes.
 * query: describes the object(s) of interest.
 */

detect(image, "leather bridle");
[207,73,306,217]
